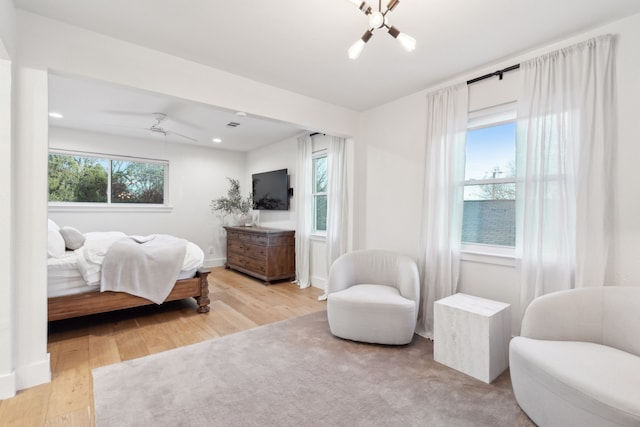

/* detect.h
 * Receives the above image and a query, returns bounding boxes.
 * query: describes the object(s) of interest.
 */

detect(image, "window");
[312,153,327,232]
[462,104,516,248]
[48,151,168,205]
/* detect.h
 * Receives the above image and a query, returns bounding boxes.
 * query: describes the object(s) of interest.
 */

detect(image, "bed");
[47,220,211,322]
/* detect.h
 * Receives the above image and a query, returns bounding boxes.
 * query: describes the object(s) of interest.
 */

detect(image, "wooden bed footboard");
[48,268,211,322]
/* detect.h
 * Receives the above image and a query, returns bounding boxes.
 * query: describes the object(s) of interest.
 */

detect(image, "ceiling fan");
[144,112,198,142]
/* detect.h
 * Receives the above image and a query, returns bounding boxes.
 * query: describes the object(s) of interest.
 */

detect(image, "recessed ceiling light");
[235,111,247,117]
[49,112,64,119]
[212,138,222,143]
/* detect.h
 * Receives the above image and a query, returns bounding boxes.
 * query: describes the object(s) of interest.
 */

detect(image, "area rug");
[93,311,533,426]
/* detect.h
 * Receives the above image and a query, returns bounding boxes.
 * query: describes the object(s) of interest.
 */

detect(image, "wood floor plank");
[0,383,51,427]
[113,326,150,362]
[2,267,324,426]
[44,406,93,427]
[46,336,92,420]
[88,333,121,370]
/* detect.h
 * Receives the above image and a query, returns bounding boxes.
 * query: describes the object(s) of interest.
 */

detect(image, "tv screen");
[252,169,289,210]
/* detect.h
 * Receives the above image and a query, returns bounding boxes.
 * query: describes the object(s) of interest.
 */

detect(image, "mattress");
[48,238,204,298]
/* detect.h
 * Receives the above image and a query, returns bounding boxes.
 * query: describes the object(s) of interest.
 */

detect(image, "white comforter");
[100,234,187,304]
[74,231,203,287]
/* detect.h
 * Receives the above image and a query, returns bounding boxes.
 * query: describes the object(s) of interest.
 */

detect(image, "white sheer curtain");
[416,83,468,338]
[325,136,349,282]
[516,35,616,312]
[295,134,313,288]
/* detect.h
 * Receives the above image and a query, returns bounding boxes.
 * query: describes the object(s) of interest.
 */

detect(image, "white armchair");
[326,249,420,345]
[510,287,640,427]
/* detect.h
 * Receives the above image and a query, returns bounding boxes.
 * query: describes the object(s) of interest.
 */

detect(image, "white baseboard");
[203,257,226,269]
[0,370,16,400]
[15,353,50,391]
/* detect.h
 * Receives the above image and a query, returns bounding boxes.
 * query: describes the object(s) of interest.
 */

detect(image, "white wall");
[0,59,15,399]
[359,13,640,334]
[246,136,298,230]
[48,127,246,267]
[0,0,15,60]
[12,66,51,392]
[0,0,16,400]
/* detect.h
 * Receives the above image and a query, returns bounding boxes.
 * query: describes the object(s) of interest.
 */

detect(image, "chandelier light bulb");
[348,30,373,59]
[346,0,372,15]
[397,32,417,52]
[348,39,366,60]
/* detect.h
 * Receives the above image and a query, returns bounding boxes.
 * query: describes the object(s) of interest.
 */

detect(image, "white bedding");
[47,231,204,298]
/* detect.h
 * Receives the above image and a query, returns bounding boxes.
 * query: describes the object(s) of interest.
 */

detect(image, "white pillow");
[59,226,86,250]
[47,228,65,258]
[48,218,60,231]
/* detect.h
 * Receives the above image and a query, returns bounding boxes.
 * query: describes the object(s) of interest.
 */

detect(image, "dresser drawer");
[226,252,246,266]
[242,257,266,275]
[251,235,268,245]
[228,239,246,254]
[228,241,266,260]
[245,244,267,260]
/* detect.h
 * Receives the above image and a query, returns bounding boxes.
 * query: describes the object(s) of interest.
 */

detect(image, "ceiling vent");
[226,121,240,128]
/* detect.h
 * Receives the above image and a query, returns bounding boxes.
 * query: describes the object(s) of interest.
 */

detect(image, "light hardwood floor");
[0,267,325,426]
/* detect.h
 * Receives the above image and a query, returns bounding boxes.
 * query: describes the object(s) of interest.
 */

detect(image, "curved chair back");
[521,286,640,357]
[328,249,420,304]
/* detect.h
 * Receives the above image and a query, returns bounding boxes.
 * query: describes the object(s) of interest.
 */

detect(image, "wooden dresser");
[224,226,295,284]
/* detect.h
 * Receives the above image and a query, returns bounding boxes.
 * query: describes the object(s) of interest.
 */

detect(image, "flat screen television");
[252,168,290,210]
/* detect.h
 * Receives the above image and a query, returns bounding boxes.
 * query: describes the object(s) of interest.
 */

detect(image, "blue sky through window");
[465,122,516,180]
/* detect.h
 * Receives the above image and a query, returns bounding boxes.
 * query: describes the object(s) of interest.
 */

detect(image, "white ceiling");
[47,73,305,151]
[16,0,640,150]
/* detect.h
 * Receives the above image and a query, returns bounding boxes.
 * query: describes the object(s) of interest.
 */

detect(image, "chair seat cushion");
[327,284,417,345]
[510,337,640,427]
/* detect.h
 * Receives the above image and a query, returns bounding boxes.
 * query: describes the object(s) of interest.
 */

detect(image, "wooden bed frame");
[48,269,211,322]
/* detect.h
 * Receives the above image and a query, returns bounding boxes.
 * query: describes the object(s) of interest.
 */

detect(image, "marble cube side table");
[434,293,511,383]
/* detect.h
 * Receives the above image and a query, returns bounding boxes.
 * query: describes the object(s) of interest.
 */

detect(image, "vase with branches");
[210,178,254,226]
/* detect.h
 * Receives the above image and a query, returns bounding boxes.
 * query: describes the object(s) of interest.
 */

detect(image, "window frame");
[311,149,328,236]
[461,102,517,259]
[47,149,171,212]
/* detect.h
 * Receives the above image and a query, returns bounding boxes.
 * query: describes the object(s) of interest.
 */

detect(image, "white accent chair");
[326,249,420,345]
[510,287,640,427]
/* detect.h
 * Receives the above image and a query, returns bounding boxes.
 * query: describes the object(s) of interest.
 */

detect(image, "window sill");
[48,203,173,213]
[460,245,517,267]
[310,232,326,242]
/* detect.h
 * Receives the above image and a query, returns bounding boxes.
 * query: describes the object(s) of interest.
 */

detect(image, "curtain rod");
[466,64,520,85]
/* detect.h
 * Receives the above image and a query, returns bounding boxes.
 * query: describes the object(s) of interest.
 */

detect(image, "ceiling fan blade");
[166,129,198,142]
[103,123,149,131]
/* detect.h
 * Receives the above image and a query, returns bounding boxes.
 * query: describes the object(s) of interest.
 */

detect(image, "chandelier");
[346,0,417,59]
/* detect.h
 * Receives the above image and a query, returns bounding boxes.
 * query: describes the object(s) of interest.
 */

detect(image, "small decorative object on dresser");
[210,178,254,226]
[224,226,295,285]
